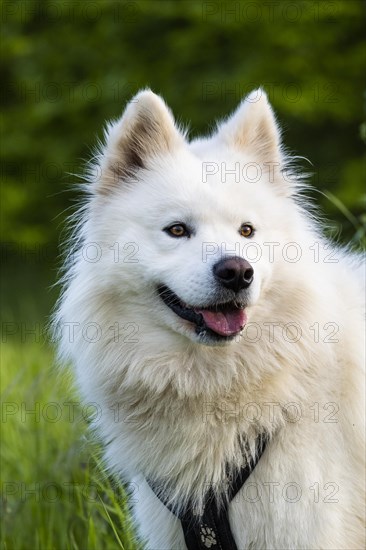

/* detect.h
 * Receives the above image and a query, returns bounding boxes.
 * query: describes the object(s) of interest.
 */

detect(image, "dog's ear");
[216,89,282,165]
[97,90,185,193]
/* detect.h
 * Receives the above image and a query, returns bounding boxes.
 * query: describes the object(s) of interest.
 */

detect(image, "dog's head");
[83,89,306,347]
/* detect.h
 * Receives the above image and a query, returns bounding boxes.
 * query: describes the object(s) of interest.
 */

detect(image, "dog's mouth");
[157,284,247,340]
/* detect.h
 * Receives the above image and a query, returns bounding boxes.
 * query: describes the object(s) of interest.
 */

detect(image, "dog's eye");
[239,223,254,238]
[164,223,190,238]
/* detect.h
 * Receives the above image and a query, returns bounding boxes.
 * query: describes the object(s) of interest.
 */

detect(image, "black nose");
[213,257,254,293]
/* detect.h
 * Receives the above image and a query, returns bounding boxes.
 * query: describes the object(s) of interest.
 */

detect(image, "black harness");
[148,435,268,550]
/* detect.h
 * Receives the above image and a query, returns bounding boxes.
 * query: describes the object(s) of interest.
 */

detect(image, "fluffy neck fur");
[56,251,340,513]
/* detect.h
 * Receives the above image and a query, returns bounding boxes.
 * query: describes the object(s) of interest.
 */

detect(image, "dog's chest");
[132,427,344,549]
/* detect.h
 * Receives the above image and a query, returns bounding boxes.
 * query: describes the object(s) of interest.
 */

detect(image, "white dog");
[55,89,365,549]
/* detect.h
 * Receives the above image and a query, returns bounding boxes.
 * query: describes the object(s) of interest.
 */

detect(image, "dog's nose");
[213,257,254,293]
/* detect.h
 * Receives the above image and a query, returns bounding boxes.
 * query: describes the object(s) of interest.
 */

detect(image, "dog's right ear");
[215,88,282,166]
[97,90,185,193]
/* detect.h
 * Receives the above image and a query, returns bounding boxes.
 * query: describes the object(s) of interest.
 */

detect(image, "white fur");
[54,89,365,549]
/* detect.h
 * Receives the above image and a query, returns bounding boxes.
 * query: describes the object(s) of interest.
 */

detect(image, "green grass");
[0,341,140,550]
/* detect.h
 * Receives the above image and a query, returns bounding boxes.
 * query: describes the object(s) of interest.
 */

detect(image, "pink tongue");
[196,309,247,336]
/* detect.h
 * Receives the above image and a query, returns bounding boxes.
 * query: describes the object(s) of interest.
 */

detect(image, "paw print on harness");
[200,524,217,548]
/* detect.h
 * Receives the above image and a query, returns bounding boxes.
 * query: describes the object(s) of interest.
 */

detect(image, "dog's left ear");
[216,89,282,165]
[97,89,185,194]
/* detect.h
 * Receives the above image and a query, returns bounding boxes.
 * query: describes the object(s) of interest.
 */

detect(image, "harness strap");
[147,434,268,550]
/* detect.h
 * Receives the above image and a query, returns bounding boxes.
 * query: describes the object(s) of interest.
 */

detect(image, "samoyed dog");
[55,89,365,549]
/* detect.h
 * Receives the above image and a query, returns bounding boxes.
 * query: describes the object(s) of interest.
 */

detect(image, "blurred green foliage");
[1,0,365,251]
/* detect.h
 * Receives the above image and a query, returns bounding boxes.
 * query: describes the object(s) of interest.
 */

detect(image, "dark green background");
[1,0,365,313]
